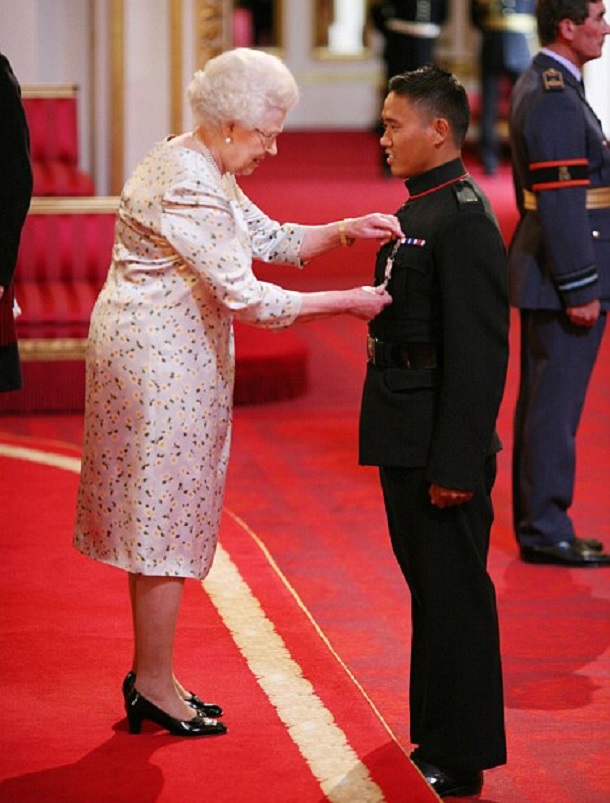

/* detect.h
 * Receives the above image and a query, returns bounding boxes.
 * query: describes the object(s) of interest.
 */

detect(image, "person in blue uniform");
[0,52,32,393]
[359,64,508,798]
[470,0,537,174]
[508,0,610,567]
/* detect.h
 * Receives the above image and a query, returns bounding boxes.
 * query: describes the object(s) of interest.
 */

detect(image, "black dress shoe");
[123,672,223,718]
[410,754,483,798]
[520,540,610,567]
[125,687,227,736]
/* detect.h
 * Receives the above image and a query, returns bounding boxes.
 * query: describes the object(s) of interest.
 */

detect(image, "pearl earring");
[225,137,232,144]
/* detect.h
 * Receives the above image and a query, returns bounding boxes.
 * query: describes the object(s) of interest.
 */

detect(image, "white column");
[327,0,365,55]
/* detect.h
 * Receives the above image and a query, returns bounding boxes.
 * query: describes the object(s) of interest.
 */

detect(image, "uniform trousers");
[479,69,520,166]
[380,458,506,772]
[513,309,607,546]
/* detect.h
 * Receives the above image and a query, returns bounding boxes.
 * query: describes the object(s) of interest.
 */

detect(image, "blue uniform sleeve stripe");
[555,267,598,293]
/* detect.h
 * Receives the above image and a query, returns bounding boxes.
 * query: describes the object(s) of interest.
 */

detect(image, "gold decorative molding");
[19,339,88,362]
[273,0,283,50]
[295,70,381,85]
[29,196,120,214]
[312,49,372,62]
[21,84,79,99]
[110,0,125,195]
[195,0,226,68]
[89,12,98,198]
[170,0,184,134]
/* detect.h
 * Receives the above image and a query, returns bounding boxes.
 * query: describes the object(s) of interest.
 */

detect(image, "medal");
[380,236,425,288]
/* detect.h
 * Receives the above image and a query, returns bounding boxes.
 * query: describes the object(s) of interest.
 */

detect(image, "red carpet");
[224,310,610,803]
[0,434,433,803]
[1,132,609,802]
[2,311,608,802]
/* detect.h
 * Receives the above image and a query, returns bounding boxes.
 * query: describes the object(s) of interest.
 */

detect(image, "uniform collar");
[405,157,468,201]
[539,48,582,82]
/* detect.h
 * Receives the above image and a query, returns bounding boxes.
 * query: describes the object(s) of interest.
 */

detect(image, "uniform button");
[592,230,600,239]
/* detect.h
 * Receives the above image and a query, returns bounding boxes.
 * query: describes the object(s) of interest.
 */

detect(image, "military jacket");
[508,53,610,310]
[359,159,509,489]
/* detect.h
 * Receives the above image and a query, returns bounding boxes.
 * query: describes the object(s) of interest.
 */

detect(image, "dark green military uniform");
[359,157,509,772]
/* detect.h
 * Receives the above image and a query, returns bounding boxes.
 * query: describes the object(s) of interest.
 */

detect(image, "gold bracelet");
[339,218,354,247]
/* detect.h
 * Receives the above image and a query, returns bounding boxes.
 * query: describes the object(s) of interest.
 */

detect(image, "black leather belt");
[367,335,439,369]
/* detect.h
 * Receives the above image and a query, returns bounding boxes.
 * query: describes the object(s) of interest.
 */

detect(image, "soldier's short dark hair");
[388,64,470,148]
[536,0,591,45]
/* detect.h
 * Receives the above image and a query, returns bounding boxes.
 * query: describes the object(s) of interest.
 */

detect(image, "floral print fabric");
[74,139,303,578]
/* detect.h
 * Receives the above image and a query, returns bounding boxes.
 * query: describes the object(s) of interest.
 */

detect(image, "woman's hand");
[296,285,392,323]
[343,214,404,245]
[299,214,403,260]
[348,284,393,320]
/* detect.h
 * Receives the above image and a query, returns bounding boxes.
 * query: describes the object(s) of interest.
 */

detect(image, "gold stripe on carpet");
[0,442,386,803]
[0,443,81,472]
[204,545,386,803]
[224,508,400,744]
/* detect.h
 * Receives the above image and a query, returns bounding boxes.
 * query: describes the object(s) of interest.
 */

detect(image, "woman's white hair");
[187,48,299,130]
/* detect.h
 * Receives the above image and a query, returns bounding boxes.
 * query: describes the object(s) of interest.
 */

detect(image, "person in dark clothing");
[0,52,33,392]
[471,0,537,174]
[372,0,448,78]
[359,64,509,798]
[508,0,610,566]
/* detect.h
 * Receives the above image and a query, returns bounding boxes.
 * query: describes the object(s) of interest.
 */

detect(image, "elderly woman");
[74,47,401,738]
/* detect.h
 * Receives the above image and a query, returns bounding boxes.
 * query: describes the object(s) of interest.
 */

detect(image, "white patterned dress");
[74,139,303,579]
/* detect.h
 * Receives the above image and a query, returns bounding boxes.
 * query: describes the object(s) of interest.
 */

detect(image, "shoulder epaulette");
[452,182,480,207]
[542,68,565,91]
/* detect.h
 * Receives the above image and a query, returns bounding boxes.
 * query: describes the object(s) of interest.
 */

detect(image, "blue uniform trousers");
[513,309,606,546]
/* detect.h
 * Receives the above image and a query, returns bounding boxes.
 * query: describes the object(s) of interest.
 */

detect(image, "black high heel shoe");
[125,687,227,737]
[123,671,223,718]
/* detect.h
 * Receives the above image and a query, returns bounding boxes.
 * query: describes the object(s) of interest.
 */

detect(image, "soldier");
[360,64,508,798]
[471,0,537,174]
[371,1,448,175]
[372,0,448,79]
[509,0,610,566]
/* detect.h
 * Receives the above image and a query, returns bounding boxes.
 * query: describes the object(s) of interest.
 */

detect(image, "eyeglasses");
[254,127,279,151]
